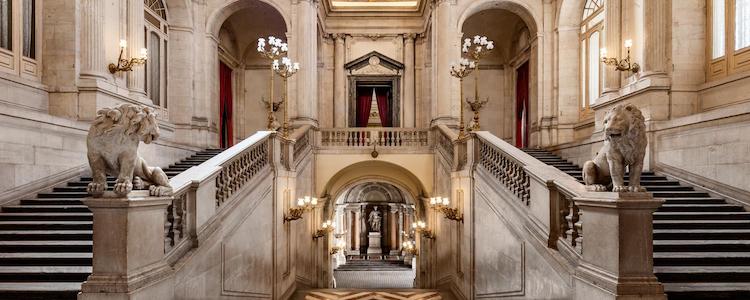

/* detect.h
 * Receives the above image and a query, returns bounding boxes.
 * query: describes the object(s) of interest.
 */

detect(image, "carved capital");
[403,33,418,41]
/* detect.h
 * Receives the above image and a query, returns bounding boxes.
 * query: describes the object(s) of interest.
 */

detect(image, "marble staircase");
[523,149,750,300]
[0,149,223,300]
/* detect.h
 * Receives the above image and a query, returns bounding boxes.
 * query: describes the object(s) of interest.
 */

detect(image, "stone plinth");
[573,192,666,300]
[79,190,173,299]
[367,232,382,255]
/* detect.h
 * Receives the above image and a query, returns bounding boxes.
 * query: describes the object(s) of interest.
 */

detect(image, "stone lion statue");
[86,104,173,197]
[582,103,647,192]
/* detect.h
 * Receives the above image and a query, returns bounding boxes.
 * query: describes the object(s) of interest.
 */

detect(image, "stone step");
[652,191,712,198]
[0,230,92,241]
[0,253,91,266]
[662,198,727,205]
[644,186,696,192]
[654,229,750,240]
[654,240,750,252]
[0,266,91,282]
[654,220,750,229]
[661,282,750,299]
[0,282,81,300]
[654,212,750,220]
[78,176,115,182]
[654,252,750,266]
[66,181,116,187]
[0,221,91,231]
[36,192,88,199]
[0,213,92,221]
[51,187,87,193]
[654,266,750,283]
[2,206,90,214]
[0,241,92,253]
[658,204,744,213]
[19,199,84,206]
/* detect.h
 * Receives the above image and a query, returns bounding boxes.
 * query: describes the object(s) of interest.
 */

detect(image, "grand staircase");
[0,149,223,300]
[523,149,750,299]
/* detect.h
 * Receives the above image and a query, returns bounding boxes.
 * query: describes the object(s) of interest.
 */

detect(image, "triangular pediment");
[345,51,404,76]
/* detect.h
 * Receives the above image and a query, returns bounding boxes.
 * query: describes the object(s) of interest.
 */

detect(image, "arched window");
[145,0,168,108]
[708,0,750,81]
[580,0,604,116]
[0,0,40,79]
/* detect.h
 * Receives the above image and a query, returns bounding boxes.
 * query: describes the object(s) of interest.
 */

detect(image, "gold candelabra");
[462,35,494,131]
[429,197,463,222]
[402,240,418,256]
[108,40,148,74]
[449,59,475,139]
[284,196,317,222]
[412,220,435,239]
[330,239,346,255]
[313,219,335,239]
[273,57,300,139]
[257,37,288,130]
[601,39,640,73]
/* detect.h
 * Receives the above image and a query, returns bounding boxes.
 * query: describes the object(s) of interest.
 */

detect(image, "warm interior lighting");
[429,196,463,222]
[108,40,148,74]
[412,220,434,239]
[285,196,317,222]
[313,219,335,239]
[601,39,639,73]
[624,39,633,48]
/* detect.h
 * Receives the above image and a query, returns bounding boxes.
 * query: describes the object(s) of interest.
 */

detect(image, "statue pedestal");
[367,232,382,255]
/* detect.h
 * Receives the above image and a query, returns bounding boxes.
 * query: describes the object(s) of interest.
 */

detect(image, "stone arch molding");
[164,0,193,28]
[457,0,540,35]
[556,0,587,28]
[205,0,292,38]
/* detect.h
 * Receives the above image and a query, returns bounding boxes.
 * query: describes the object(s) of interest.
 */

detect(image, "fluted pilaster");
[127,0,146,96]
[603,0,621,93]
[80,0,106,79]
[642,0,669,76]
[403,33,416,128]
[333,34,347,128]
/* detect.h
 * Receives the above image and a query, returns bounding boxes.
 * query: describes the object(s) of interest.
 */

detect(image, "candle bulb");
[624,39,633,48]
[139,48,148,59]
[297,198,304,206]
[119,40,127,48]
[311,198,318,206]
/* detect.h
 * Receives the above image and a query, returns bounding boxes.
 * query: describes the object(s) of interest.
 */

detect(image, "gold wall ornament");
[429,197,463,222]
[257,36,289,130]
[449,59,475,139]
[284,196,317,222]
[412,220,435,239]
[601,39,640,73]
[402,240,418,256]
[461,35,494,131]
[273,57,300,139]
[260,97,282,130]
[313,220,335,239]
[108,40,148,74]
[466,97,488,131]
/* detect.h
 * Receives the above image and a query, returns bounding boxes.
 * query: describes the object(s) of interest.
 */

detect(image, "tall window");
[708,0,750,80]
[580,0,604,116]
[145,0,168,107]
[0,0,39,78]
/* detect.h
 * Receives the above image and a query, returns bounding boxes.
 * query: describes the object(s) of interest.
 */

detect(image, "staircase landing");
[296,289,444,300]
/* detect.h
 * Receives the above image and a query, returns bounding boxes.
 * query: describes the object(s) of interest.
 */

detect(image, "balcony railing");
[316,127,431,151]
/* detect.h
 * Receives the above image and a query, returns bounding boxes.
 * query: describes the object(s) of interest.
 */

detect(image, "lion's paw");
[612,185,629,192]
[586,184,608,192]
[629,185,647,192]
[113,180,133,195]
[132,176,145,190]
[87,182,106,196]
[149,185,173,197]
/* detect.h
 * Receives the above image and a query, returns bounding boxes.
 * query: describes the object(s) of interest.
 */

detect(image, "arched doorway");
[214,1,287,147]
[459,3,537,147]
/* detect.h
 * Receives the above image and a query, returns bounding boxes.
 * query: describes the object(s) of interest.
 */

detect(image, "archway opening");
[461,7,534,147]
[216,2,286,147]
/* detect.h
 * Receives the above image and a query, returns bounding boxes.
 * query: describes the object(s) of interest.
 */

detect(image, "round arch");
[206,0,291,38]
[164,0,193,28]
[457,0,540,35]
[556,0,586,28]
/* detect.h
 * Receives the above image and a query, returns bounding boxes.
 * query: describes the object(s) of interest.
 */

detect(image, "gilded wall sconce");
[402,240,418,256]
[313,219,335,239]
[601,39,640,73]
[108,40,148,74]
[430,197,463,222]
[330,239,346,255]
[284,196,317,222]
[412,221,435,239]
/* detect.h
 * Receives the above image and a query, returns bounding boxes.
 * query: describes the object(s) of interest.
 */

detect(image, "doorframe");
[347,75,401,127]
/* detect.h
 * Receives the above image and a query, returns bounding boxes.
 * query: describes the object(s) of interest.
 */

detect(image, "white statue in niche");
[368,206,382,232]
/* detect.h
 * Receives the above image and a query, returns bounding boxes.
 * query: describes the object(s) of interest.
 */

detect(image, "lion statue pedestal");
[86,104,173,197]
[582,103,648,193]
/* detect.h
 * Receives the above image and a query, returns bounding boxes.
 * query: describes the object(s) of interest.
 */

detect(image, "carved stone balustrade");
[316,127,432,153]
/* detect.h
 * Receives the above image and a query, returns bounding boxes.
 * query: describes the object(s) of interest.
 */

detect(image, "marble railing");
[166,131,273,256]
[316,127,431,149]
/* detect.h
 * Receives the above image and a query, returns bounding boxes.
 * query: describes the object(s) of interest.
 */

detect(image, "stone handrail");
[316,127,431,149]
[165,131,273,255]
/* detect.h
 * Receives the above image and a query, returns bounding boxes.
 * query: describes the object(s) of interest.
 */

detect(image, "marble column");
[397,208,404,251]
[403,33,416,127]
[333,34,347,128]
[292,0,319,125]
[603,0,622,93]
[642,0,669,77]
[80,0,106,79]
[354,208,361,253]
[432,0,458,125]
[127,0,146,97]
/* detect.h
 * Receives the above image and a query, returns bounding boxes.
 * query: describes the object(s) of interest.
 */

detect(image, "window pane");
[713,0,726,58]
[22,0,35,58]
[736,0,750,50]
[581,39,586,108]
[149,32,161,106]
[588,31,600,106]
[0,0,10,51]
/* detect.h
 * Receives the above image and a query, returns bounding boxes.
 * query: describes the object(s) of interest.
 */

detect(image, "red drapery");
[356,87,372,127]
[515,62,529,148]
[375,88,390,127]
[219,61,233,148]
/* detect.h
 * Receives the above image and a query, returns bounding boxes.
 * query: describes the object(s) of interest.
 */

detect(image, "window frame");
[0,0,41,80]
[579,0,604,118]
[144,0,168,108]
[708,0,750,81]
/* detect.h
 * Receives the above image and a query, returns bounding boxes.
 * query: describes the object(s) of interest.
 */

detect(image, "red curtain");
[219,61,233,148]
[356,87,372,127]
[376,88,390,127]
[515,62,529,148]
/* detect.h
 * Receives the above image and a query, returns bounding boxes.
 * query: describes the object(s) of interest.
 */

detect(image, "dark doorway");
[515,61,529,148]
[219,61,233,148]
[355,83,393,127]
